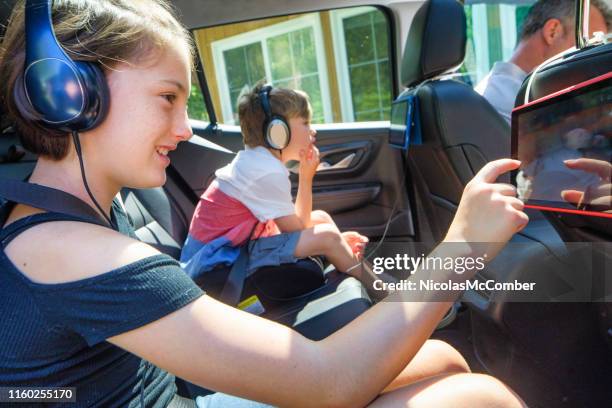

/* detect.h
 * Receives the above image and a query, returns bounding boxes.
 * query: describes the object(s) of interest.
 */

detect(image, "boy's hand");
[342,231,369,259]
[444,159,529,260]
[298,145,320,181]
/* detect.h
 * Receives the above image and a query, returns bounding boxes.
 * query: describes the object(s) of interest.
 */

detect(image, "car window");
[459,0,535,87]
[187,72,210,122]
[192,6,393,125]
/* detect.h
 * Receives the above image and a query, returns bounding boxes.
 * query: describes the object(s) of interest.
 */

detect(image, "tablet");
[511,72,611,219]
[389,94,421,150]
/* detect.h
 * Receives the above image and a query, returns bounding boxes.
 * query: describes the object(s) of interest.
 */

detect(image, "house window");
[331,8,391,121]
[211,15,332,124]
[223,43,265,122]
[193,6,393,125]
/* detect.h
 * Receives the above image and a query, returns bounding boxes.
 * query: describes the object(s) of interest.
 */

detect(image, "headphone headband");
[25,0,70,66]
[258,84,290,151]
[259,85,273,122]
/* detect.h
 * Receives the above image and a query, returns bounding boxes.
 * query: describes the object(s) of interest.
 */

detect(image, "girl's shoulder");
[3,204,161,285]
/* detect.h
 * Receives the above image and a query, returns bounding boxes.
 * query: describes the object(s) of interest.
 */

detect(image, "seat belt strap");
[219,245,249,306]
[0,178,108,227]
[218,220,261,306]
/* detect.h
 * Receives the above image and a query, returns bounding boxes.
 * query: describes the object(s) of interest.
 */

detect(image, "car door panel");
[314,141,371,176]
[296,124,413,237]
[310,183,381,214]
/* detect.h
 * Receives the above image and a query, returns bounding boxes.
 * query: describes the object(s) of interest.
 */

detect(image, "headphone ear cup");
[71,62,109,132]
[13,72,44,122]
[266,117,290,150]
[18,59,109,132]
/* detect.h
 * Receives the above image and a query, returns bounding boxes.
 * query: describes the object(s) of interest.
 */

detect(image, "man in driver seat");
[476,0,611,123]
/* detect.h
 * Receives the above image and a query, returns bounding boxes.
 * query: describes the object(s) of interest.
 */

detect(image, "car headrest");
[516,43,612,104]
[401,0,466,88]
[513,43,612,240]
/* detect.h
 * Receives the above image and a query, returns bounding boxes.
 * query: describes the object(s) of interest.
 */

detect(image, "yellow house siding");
[319,11,342,123]
[193,33,222,120]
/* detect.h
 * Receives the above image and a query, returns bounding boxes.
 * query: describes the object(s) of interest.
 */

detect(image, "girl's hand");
[444,159,529,260]
[561,158,612,212]
[298,145,320,181]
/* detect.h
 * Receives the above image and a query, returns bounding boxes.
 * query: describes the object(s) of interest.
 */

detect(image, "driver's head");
[519,0,611,60]
[0,0,194,188]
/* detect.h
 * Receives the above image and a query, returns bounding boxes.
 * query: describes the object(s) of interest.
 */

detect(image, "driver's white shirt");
[475,61,527,124]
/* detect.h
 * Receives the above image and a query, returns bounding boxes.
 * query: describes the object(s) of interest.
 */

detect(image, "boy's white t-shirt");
[215,146,295,222]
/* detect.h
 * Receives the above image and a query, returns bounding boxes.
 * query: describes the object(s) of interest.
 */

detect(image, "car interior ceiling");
[1,0,611,406]
[172,0,405,30]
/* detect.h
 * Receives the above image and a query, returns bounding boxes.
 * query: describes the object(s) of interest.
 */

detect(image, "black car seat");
[516,43,612,104]
[503,42,612,407]
[121,186,189,260]
[400,0,510,236]
[515,42,612,244]
[515,41,612,357]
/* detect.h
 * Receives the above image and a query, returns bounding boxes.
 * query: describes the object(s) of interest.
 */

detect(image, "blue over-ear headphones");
[16,0,114,227]
[259,85,291,150]
[17,0,109,132]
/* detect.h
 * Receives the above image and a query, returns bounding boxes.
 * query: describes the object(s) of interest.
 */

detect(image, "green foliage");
[344,10,391,121]
[188,83,209,122]
[515,5,532,39]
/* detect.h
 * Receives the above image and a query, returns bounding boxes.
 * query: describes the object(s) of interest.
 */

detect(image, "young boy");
[180,84,369,286]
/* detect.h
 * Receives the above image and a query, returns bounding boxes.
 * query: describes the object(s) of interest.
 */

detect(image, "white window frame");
[330,6,390,122]
[211,14,332,124]
[499,4,518,61]
[471,3,490,84]
[467,1,531,85]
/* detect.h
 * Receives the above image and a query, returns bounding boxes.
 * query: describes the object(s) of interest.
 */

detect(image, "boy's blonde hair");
[238,83,312,148]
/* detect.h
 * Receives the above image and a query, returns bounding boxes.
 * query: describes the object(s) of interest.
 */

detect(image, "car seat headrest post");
[575,0,589,50]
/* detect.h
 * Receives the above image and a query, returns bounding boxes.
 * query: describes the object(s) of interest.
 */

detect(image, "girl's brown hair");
[0,0,194,160]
